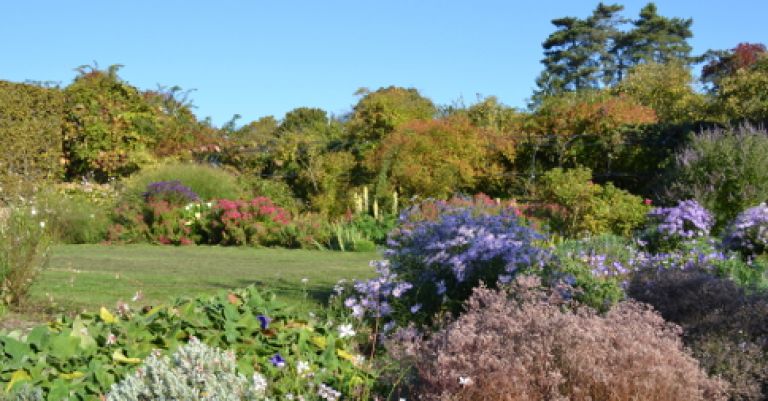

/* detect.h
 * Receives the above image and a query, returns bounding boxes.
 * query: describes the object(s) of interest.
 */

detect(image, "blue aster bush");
[345,199,550,329]
[722,203,768,257]
[642,200,714,252]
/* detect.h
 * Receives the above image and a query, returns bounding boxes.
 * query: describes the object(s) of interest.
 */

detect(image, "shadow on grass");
[202,278,336,306]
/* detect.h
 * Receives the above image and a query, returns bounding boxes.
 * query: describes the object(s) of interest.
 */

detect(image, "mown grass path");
[28,245,378,314]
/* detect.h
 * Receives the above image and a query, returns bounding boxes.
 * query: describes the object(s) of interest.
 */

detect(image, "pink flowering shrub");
[400,277,726,401]
[108,200,199,245]
[203,197,292,246]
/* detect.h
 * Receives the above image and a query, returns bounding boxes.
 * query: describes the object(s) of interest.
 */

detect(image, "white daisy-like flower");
[296,360,310,375]
[458,375,473,386]
[252,372,268,393]
[338,323,356,338]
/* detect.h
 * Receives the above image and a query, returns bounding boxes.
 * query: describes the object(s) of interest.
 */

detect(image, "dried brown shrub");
[406,276,726,401]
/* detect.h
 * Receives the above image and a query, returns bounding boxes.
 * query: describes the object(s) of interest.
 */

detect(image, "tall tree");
[534,3,624,100]
[535,2,695,99]
[614,3,693,71]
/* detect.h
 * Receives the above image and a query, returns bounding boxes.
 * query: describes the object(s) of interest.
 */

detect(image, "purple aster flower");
[269,353,285,368]
[257,314,270,330]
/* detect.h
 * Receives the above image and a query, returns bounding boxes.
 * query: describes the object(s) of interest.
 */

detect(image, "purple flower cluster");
[387,207,547,284]
[345,260,412,322]
[143,180,200,205]
[629,248,728,273]
[722,203,768,255]
[349,202,548,327]
[581,252,631,278]
[646,200,713,241]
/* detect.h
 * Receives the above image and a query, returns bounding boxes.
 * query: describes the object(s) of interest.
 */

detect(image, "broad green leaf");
[49,335,81,360]
[1,337,30,363]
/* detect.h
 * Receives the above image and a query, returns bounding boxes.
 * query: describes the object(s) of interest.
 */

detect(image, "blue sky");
[2,1,765,126]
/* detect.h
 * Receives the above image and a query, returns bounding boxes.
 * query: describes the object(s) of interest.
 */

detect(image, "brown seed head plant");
[402,275,727,401]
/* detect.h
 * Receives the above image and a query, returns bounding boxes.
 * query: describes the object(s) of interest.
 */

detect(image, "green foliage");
[347,86,436,144]
[716,68,768,123]
[121,163,245,204]
[36,191,111,244]
[666,125,768,230]
[62,66,158,180]
[550,234,630,310]
[613,3,693,68]
[0,286,375,400]
[347,214,396,245]
[61,66,221,181]
[0,81,64,201]
[0,206,50,307]
[535,3,623,97]
[533,167,649,238]
[613,62,707,124]
[240,176,302,213]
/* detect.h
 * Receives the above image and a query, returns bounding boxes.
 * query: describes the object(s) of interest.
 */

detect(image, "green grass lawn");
[26,244,378,315]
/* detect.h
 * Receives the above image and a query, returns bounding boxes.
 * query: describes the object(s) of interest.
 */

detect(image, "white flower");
[301,278,309,284]
[206,202,213,208]
[354,354,366,366]
[296,360,310,375]
[131,290,143,302]
[318,383,341,401]
[30,208,37,216]
[106,332,117,345]
[458,375,473,386]
[39,221,46,229]
[252,372,267,393]
[338,323,356,338]
[194,212,201,219]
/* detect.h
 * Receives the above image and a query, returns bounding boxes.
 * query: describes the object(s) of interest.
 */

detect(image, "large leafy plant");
[0,286,374,400]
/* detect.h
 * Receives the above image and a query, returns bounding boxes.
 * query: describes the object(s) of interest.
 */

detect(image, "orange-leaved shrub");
[400,276,726,401]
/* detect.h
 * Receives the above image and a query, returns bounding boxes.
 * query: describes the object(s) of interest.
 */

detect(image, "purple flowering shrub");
[346,201,548,328]
[722,203,768,256]
[143,180,200,206]
[553,235,633,310]
[642,200,714,252]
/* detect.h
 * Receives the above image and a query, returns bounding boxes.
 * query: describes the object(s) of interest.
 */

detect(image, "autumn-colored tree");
[702,42,767,88]
[369,116,515,199]
[528,91,657,172]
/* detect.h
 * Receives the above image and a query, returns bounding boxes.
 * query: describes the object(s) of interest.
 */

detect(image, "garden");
[3,2,768,400]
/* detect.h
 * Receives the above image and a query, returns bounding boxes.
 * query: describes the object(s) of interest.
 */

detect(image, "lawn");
[25,244,378,315]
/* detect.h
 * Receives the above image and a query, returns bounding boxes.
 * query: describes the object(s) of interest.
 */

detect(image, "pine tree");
[534,3,624,102]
